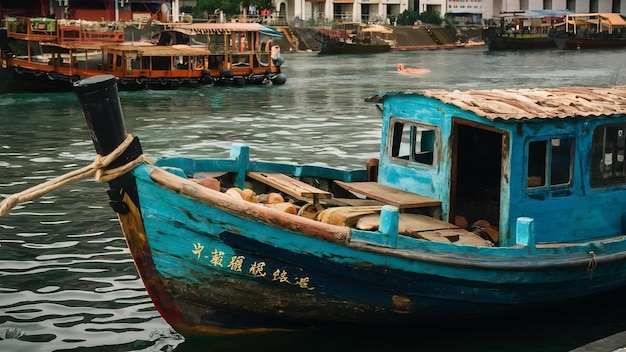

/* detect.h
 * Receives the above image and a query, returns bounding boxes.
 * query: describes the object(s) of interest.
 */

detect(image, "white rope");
[0,134,140,217]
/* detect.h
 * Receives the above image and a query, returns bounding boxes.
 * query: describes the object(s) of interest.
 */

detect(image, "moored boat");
[178,22,286,86]
[315,22,392,54]
[482,10,569,50]
[3,76,626,336]
[550,13,626,49]
[0,17,286,93]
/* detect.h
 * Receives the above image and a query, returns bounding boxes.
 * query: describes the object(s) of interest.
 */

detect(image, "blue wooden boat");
[3,75,626,336]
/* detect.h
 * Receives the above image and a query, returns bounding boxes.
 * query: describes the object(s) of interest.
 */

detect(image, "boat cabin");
[101,44,209,84]
[369,87,626,246]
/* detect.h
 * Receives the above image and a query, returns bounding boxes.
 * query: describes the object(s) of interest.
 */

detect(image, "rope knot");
[587,251,597,279]
[0,134,142,217]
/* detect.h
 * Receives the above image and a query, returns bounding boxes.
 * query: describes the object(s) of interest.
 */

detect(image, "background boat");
[482,10,570,50]
[179,22,286,85]
[0,17,286,93]
[315,23,392,54]
[550,13,626,49]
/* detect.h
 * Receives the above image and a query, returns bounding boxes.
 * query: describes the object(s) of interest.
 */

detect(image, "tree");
[195,0,238,17]
[396,9,420,25]
[195,0,275,18]
[396,10,443,26]
[420,11,443,25]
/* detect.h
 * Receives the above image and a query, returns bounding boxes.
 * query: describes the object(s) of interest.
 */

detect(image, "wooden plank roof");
[371,86,626,120]
[103,44,210,56]
[177,23,283,37]
[39,42,210,56]
[565,13,626,27]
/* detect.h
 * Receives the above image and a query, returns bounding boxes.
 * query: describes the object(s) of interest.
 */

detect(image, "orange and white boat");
[397,63,430,75]
[0,17,286,93]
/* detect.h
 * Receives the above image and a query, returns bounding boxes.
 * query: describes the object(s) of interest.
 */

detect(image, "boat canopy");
[497,9,571,20]
[368,86,626,120]
[564,13,626,27]
[522,9,572,18]
[180,23,284,37]
[105,44,210,56]
[601,13,626,26]
[563,13,626,33]
[362,25,393,34]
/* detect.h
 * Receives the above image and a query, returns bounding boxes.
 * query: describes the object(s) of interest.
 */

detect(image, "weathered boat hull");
[318,41,391,55]
[552,35,626,49]
[482,32,556,50]
[0,67,286,93]
[485,37,556,50]
[107,162,626,335]
[0,66,75,93]
[0,66,209,93]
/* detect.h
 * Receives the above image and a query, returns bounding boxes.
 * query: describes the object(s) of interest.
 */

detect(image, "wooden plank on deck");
[334,181,441,209]
[247,172,332,200]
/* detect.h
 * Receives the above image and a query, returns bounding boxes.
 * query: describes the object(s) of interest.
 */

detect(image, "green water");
[1,48,626,351]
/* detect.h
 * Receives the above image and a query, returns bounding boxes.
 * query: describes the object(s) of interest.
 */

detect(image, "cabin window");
[527,137,573,189]
[389,118,437,166]
[591,124,626,187]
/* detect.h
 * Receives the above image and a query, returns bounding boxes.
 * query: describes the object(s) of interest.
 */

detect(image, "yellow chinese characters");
[192,243,204,260]
[249,261,267,277]
[272,269,291,283]
[210,249,225,267]
[191,243,314,290]
[228,255,245,272]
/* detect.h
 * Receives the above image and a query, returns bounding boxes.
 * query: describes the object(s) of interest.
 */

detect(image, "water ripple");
[1,48,625,351]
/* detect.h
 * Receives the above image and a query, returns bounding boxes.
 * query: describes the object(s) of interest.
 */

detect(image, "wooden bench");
[247,172,331,204]
[334,181,441,211]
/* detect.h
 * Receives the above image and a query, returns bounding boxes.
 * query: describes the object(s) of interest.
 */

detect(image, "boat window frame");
[591,123,626,188]
[525,135,575,194]
[387,117,440,169]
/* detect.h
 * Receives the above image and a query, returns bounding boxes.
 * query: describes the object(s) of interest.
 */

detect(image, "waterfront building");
[0,0,180,22]
[269,0,623,26]
[483,0,624,22]
[0,0,623,27]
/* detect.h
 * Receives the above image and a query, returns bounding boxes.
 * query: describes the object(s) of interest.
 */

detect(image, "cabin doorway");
[450,121,503,232]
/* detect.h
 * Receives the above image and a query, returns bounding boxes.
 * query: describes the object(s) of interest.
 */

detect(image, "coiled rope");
[0,135,145,217]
